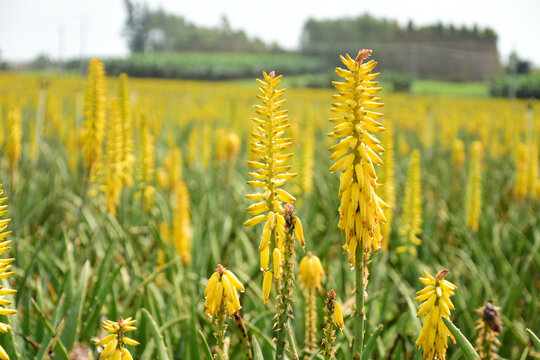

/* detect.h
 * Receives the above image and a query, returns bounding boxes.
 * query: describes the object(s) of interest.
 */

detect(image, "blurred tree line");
[300,14,500,81]
[123,0,277,53]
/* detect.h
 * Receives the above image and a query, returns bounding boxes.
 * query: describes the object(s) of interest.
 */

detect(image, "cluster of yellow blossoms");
[96,317,139,359]
[328,50,387,266]
[204,264,245,317]
[416,270,457,360]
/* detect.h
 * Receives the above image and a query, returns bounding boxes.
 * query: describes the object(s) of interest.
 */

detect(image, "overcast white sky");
[0,0,539,65]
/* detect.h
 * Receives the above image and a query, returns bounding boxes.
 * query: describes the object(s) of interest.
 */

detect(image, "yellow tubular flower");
[397,150,422,255]
[96,317,139,360]
[204,264,244,317]
[79,58,106,177]
[465,142,483,231]
[262,270,273,304]
[244,71,301,290]
[172,181,192,265]
[333,300,345,330]
[416,270,457,360]
[298,252,325,292]
[328,50,386,266]
[0,185,16,360]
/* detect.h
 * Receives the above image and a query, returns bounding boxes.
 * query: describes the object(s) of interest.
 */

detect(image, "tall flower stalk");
[79,58,106,181]
[172,180,192,265]
[5,107,22,188]
[328,49,385,358]
[244,71,303,301]
[136,114,156,213]
[321,289,344,360]
[397,149,422,255]
[465,141,482,231]
[274,204,301,360]
[380,123,395,250]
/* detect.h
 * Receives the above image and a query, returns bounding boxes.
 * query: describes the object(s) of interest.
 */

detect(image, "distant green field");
[266,72,490,98]
[412,79,489,97]
[67,52,329,81]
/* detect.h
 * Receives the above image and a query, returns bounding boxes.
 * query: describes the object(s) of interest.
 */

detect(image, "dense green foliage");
[68,53,328,80]
[490,73,540,98]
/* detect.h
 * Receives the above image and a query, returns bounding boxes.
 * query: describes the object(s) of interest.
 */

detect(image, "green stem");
[214,304,229,360]
[352,246,365,359]
[442,317,479,360]
[275,226,295,359]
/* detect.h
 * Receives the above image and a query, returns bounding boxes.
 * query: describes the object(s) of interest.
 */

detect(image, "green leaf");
[198,329,213,360]
[32,299,69,360]
[252,335,264,360]
[41,318,66,360]
[361,324,383,360]
[142,308,170,360]
[61,261,91,350]
[526,328,540,350]
[442,317,479,360]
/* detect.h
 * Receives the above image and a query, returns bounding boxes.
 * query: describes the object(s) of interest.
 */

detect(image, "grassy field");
[412,80,489,97]
[0,65,538,360]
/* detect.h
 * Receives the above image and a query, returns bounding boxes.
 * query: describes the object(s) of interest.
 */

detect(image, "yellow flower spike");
[465,141,483,231]
[328,50,386,265]
[204,265,243,317]
[246,70,297,286]
[398,150,422,255]
[172,181,192,265]
[96,317,138,360]
[262,270,273,304]
[79,58,106,179]
[416,270,458,360]
[136,113,156,213]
